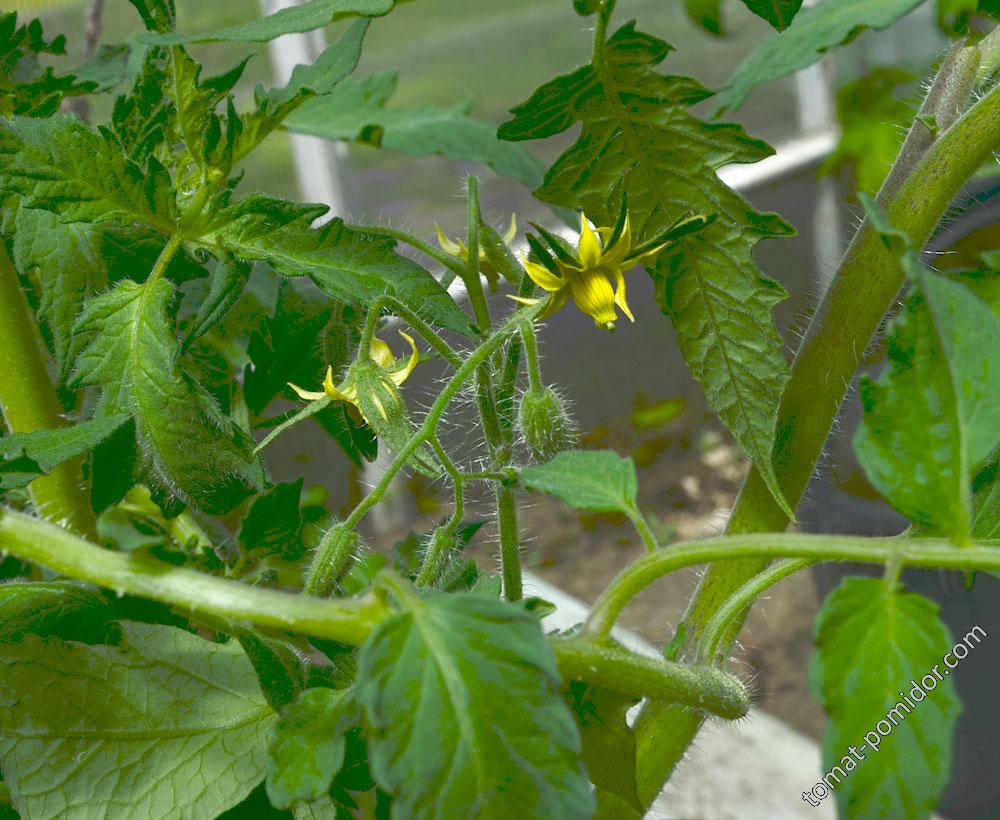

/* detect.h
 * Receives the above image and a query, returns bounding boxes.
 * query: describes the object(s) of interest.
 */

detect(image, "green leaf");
[127,0,176,33]
[740,0,803,30]
[500,22,795,517]
[684,0,725,35]
[811,578,961,819]
[0,115,176,231]
[713,0,927,115]
[0,622,276,819]
[285,72,545,188]
[357,586,593,818]
[818,68,916,195]
[0,581,107,643]
[11,207,109,378]
[971,451,1000,542]
[0,415,130,491]
[565,681,641,811]
[136,0,394,45]
[212,196,473,336]
[0,14,123,117]
[71,278,264,514]
[184,254,251,347]
[521,449,638,515]
[239,479,307,561]
[232,20,370,164]
[235,629,307,714]
[854,266,1000,542]
[266,687,359,810]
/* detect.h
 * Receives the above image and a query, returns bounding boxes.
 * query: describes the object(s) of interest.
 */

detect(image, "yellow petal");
[613,269,634,323]
[435,224,464,257]
[602,214,634,268]
[388,331,420,387]
[523,257,566,293]
[568,268,618,329]
[503,213,518,244]
[508,295,542,306]
[288,382,326,401]
[577,213,603,269]
[369,336,395,369]
[322,366,357,404]
[537,287,569,321]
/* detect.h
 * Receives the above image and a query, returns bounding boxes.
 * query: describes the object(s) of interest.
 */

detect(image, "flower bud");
[517,386,576,462]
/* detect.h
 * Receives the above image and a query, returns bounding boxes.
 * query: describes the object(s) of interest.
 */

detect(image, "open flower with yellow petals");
[289,332,420,426]
[436,215,517,290]
[518,213,668,331]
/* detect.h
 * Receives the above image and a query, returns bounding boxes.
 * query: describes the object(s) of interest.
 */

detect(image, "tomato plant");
[0,0,998,817]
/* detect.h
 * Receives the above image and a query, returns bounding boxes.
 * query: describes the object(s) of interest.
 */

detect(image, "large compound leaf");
[212,195,474,335]
[811,578,960,819]
[500,22,794,516]
[286,71,545,188]
[713,0,927,115]
[854,266,1000,543]
[0,622,276,819]
[136,0,394,45]
[70,278,264,514]
[356,589,593,818]
[0,115,176,232]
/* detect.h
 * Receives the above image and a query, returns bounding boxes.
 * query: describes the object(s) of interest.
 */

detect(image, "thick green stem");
[698,558,810,665]
[496,485,522,600]
[632,69,1000,808]
[0,242,95,537]
[584,534,1000,642]
[0,507,389,643]
[0,507,753,716]
[551,638,748,720]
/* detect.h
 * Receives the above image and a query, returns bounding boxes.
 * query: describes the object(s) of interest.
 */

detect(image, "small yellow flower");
[289,332,420,425]
[518,213,667,331]
[436,215,517,289]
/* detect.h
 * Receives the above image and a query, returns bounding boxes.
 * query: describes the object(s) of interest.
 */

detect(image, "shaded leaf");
[0,581,108,643]
[565,681,641,811]
[236,630,307,714]
[740,0,803,30]
[0,622,276,819]
[266,688,359,810]
[684,0,725,35]
[239,479,306,561]
[0,415,130,491]
[184,254,251,347]
[811,578,961,819]
[714,0,927,115]
[136,0,394,45]
[286,71,544,188]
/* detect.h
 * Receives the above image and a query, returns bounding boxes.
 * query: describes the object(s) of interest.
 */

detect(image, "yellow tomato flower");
[289,332,420,425]
[436,215,517,288]
[519,213,666,331]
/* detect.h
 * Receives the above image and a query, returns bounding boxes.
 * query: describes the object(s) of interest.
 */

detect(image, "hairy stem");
[361,295,463,369]
[584,534,1000,642]
[698,558,810,665]
[552,638,748,720]
[632,61,1000,807]
[0,507,389,643]
[0,242,95,537]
